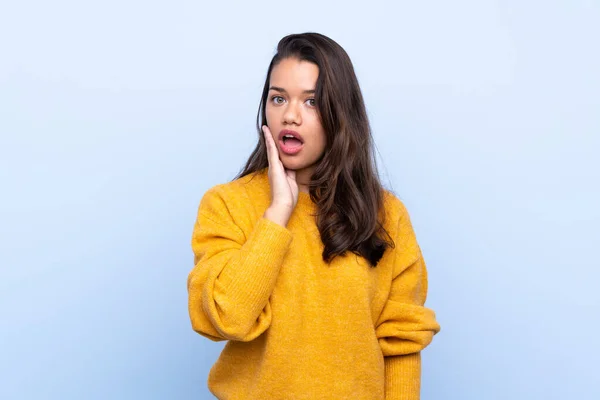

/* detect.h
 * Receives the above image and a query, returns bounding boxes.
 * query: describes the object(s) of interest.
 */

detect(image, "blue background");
[1,1,598,399]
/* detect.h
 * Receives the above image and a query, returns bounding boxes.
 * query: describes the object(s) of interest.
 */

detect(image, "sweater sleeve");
[375,201,441,400]
[187,186,293,342]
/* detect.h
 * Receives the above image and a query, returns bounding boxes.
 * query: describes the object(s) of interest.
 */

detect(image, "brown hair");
[233,32,394,267]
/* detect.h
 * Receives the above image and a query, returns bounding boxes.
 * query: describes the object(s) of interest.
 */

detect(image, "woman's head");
[235,32,394,267]
[260,33,373,184]
[238,33,373,182]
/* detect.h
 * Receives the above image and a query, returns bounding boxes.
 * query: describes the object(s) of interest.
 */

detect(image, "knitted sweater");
[187,168,441,400]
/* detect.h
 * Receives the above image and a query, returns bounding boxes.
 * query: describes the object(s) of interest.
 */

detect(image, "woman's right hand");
[262,125,298,215]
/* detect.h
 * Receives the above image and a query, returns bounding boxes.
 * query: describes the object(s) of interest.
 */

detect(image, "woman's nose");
[283,102,301,125]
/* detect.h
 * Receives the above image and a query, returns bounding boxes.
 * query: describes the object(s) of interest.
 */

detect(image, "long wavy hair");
[233,32,395,267]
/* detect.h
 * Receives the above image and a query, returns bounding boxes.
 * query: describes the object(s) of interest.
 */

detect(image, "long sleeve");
[187,186,293,342]
[375,201,441,400]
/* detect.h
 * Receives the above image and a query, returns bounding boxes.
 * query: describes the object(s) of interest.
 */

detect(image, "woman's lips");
[278,138,303,155]
[278,129,304,143]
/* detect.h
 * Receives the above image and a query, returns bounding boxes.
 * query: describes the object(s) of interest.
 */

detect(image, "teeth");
[282,134,302,144]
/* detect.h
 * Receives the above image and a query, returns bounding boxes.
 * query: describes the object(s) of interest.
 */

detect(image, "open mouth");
[279,136,304,155]
[282,136,303,147]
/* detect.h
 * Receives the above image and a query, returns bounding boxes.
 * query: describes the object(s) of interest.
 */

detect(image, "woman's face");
[265,57,327,177]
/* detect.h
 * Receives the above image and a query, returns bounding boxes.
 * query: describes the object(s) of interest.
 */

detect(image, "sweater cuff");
[384,352,421,400]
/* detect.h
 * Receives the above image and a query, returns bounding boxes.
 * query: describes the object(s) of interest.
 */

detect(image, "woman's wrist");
[263,206,291,227]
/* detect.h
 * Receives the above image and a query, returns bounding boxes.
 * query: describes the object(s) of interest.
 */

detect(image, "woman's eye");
[306,98,316,107]
[272,96,285,104]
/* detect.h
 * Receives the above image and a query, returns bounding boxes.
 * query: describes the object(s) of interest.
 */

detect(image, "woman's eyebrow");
[269,86,315,94]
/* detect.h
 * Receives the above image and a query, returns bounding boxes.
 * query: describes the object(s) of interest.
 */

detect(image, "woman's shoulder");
[381,188,411,223]
[198,168,270,216]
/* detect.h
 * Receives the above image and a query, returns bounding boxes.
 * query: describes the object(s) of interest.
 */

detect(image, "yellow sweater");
[187,168,441,400]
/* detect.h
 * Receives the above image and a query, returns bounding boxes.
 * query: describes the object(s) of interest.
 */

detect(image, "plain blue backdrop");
[1,1,598,399]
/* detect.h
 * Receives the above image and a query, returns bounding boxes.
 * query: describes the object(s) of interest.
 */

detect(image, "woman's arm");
[187,186,293,342]
[376,201,441,400]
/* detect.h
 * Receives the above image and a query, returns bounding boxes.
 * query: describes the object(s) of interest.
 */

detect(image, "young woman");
[187,32,441,400]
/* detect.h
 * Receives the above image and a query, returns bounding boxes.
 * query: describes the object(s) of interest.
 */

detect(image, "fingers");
[262,125,270,161]
[262,125,280,168]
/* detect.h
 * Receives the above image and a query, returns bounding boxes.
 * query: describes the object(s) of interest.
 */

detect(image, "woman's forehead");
[269,58,318,93]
